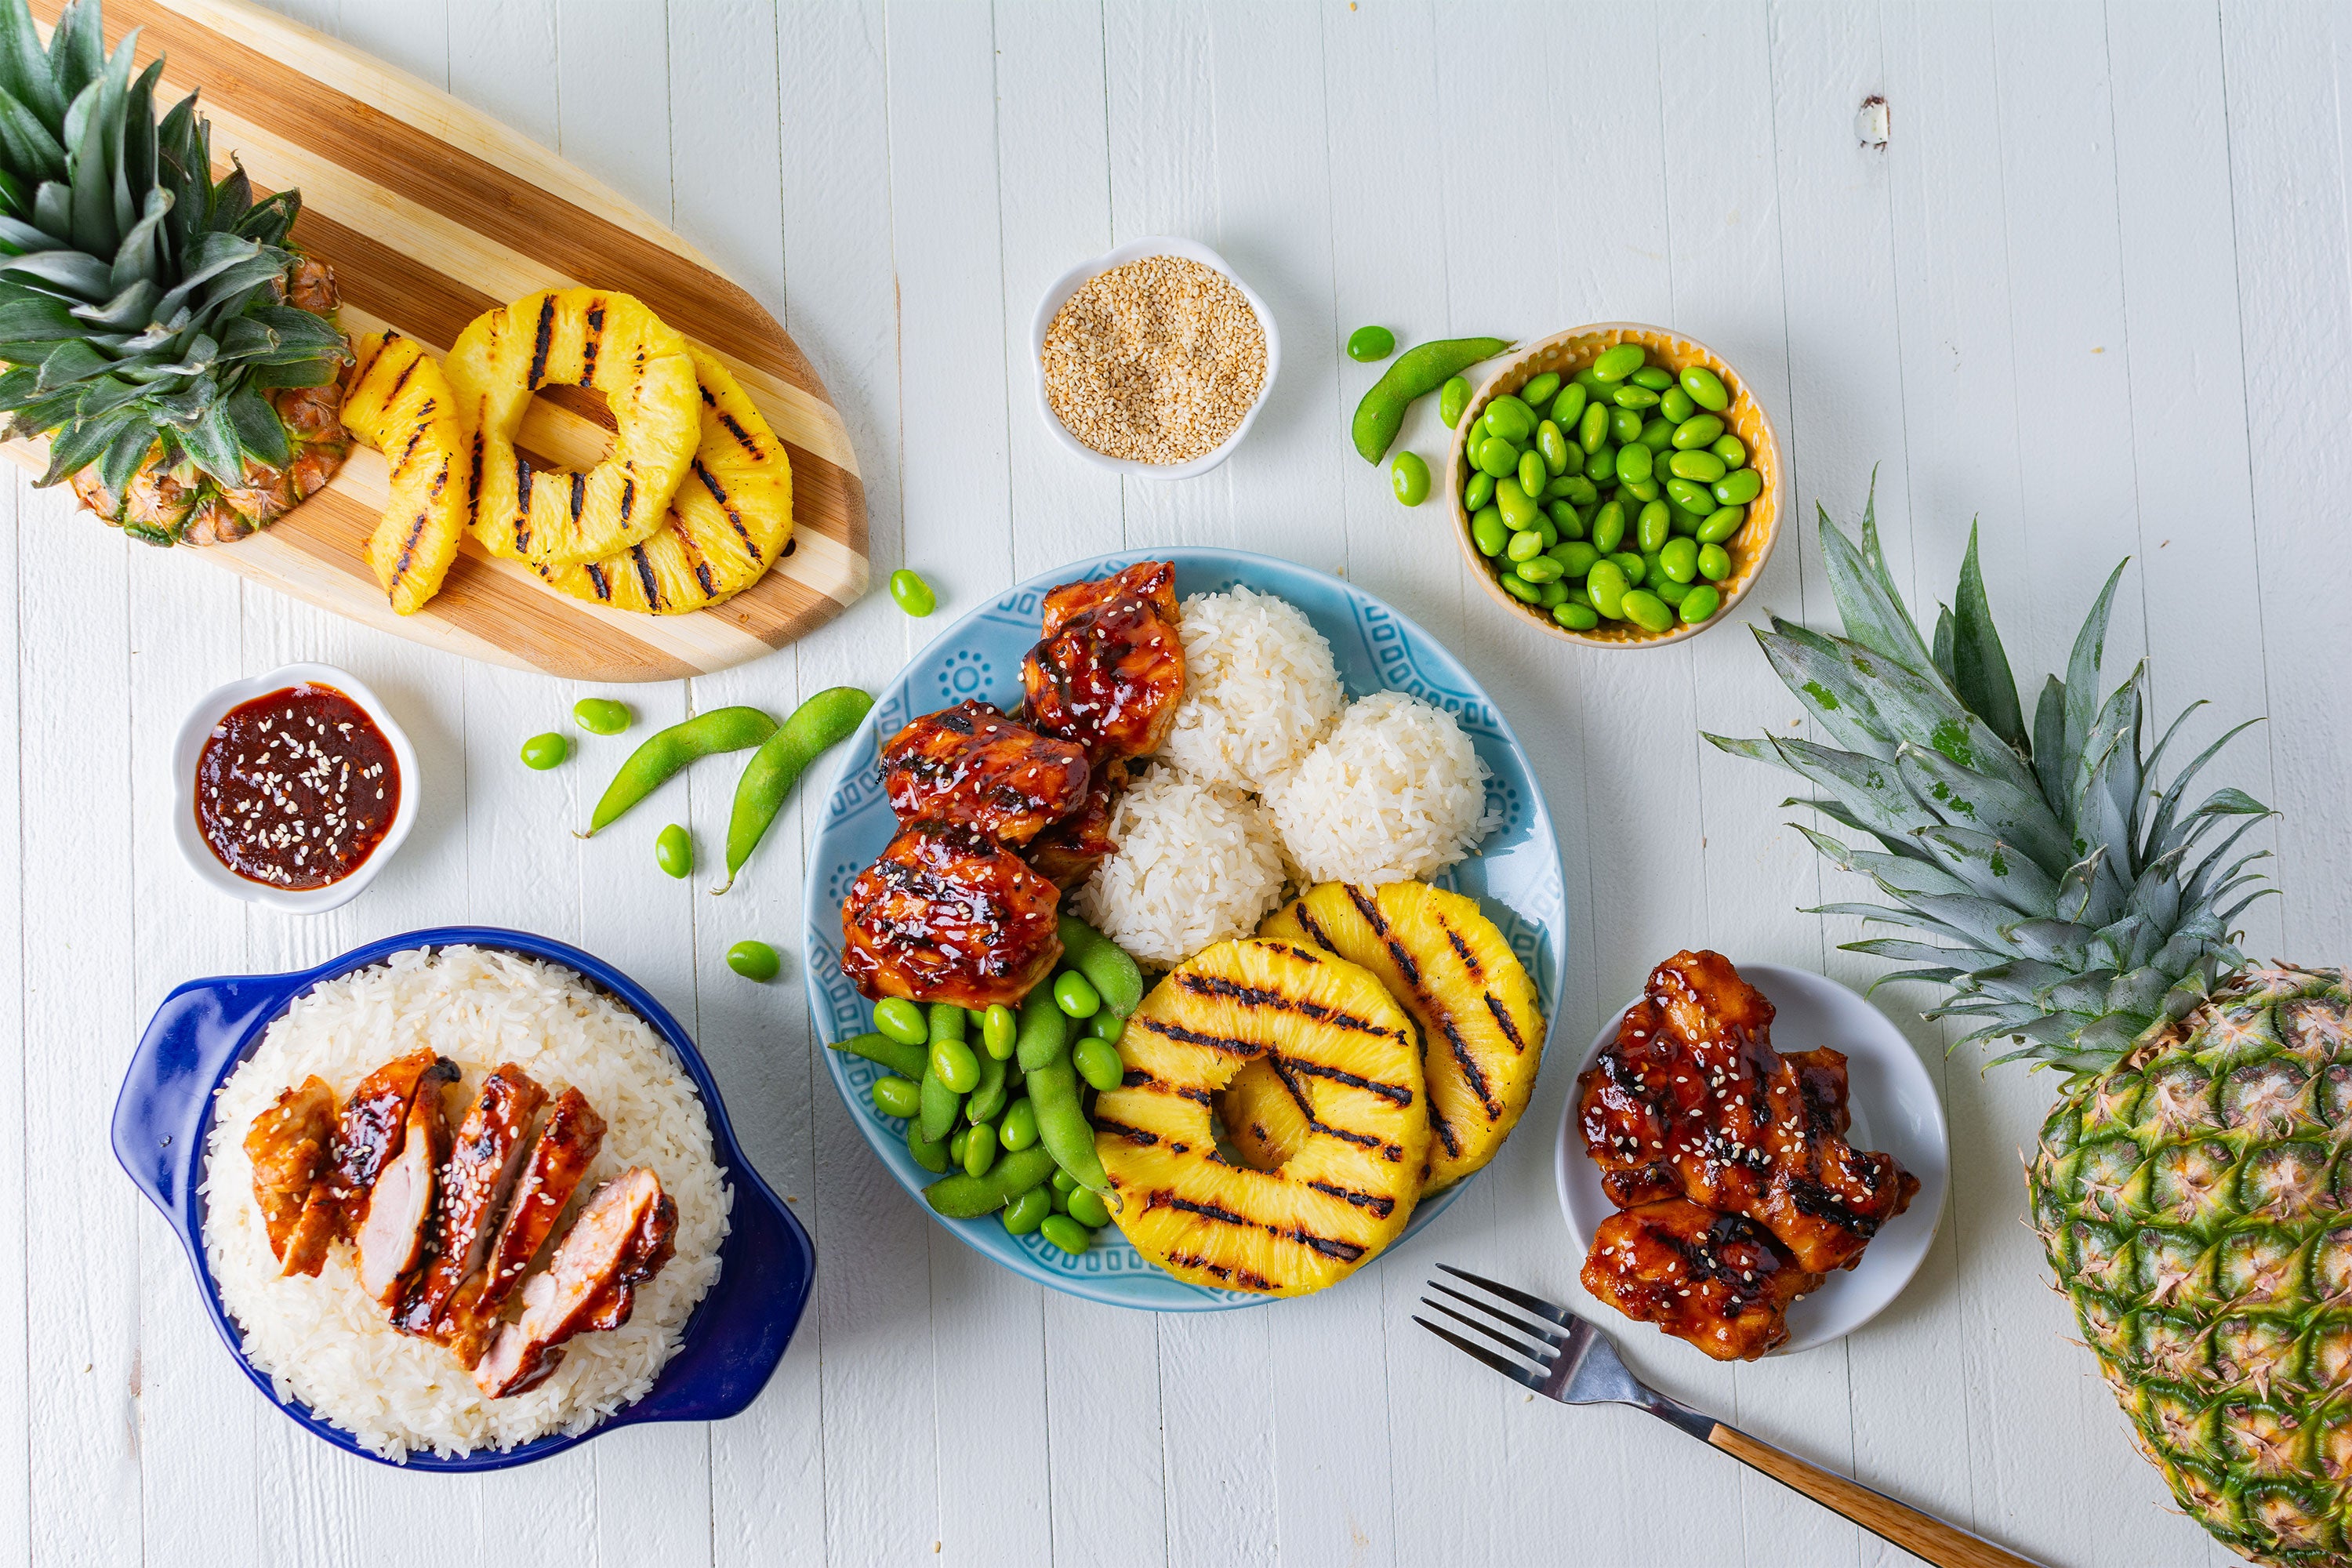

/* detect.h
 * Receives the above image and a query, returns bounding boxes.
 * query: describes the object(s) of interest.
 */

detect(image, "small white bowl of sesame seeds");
[172,662,420,915]
[1032,236,1279,478]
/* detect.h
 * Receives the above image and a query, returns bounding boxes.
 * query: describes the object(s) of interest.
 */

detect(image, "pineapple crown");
[1707,484,2274,1078]
[0,0,342,493]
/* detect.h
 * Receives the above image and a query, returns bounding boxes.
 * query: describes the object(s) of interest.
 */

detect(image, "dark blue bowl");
[113,926,813,1472]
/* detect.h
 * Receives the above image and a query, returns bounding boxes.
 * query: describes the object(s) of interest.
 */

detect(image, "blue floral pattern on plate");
[803,548,1568,1312]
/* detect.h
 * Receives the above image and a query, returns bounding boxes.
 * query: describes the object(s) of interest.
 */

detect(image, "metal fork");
[1418,1267,2045,1568]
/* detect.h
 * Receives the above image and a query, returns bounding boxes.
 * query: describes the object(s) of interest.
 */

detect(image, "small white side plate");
[172,662,420,915]
[1552,962,1950,1357]
[1029,235,1280,479]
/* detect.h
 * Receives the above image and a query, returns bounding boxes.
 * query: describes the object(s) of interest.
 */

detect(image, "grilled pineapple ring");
[1262,882,1545,1191]
[531,347,793,614]
[448,289,699,568]
[1096,938,1428,1297]
[339,332,466,615]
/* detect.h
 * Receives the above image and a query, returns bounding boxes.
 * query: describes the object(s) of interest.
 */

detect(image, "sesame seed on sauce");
[194,683,400,890]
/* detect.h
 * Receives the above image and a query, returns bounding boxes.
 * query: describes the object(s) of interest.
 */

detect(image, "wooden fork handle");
[1706,1423,2045,1568]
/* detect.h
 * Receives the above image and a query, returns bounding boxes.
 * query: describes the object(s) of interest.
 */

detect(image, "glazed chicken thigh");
[880,700,1090,847]
[1580,1198,1826,1362]
[244,1076,337,1269]
[840,822,1065,1007]
[1040,559,1179,636]
[1022,572,1185,766]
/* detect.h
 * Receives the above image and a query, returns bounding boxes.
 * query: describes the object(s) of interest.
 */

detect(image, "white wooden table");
[6,2,2341,1564]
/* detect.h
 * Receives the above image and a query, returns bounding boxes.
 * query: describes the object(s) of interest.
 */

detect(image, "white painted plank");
[0,459,27,1568]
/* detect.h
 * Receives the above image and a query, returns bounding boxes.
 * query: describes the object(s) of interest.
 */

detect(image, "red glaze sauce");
[194,684,401,889]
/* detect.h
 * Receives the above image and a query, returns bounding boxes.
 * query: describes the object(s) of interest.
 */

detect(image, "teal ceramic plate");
[803,548,1566,1310]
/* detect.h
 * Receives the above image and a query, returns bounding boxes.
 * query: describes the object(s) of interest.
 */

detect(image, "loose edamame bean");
[1660,386,1696,423]
[1592,343,1646,383]
[1665,477,1718,515]
[1054,969,1102,1018]
[1552,383,1588,428]
[1516,448,1546,499]
[1554,540,1600,577]
[1546,500,1585,539]
[1659,536,1699,583]
[1497,477,1539,531]
[1610,383,1659,411]
[925,1145,1057,1218]
[1483,394,1536,443]
[982,1004,1018,1060]
[1353,336,1512,462]
[588,706,776,834]
[1553,601,1599,630]
[1391,451,1430,506]
[1073,1035,1124,1093]
[1471,510,1508,557]
[1536,420,1570,475]
[871,1075,921,1119]
[655,823,693,878]
[1000,1096,1040,1151]
[931,1034,981,1095]
[1438,375,1472,429]
[1002,1185,1052,1236]
[1713,467,1764,506]
[1631,365,1675,391]
[890,568,936,617]
[1680,584,1722,623]
[829,1029,927,1080]
[1588,561,1628,619]
[1066,1186,1112,1229]
[1591,500,1626,554]
[1611,550,1646,587]
[727,939,781,982]
[1475,436,1518,479]
[1347,325,1396,361]
[521,732,568,770]
[1712,433,1748,469]
[1636,500,1671,554]
[1672,413,1724,450]
[573,698,630,735]
[1639,416,1675,452]
[1515,556,1563,584]
[1464,470,1494,512]
[1697,543,1733,581]
[1697,503,1745,543]
[1038,1214,1092,1255]
[1610,405,1642,444]
[1559,475,1598,505]
[716,686,873,891]
[875,997,928,1046]
[1585,446,1616,484]
[1499,573,1541,604]
[1621,590,1674,633]
[1680,364,1730,411]
[963,1121,1000,1178]
[1505,527,1544,563]
[1577,401,1609,452]
[1617,443,1654,485]
[1087,1010,1125,1043]
[1655,578,1693,607]
[1668,449,1726,483]
[1051,1168,1080,1196]
[1519,372,1561,408]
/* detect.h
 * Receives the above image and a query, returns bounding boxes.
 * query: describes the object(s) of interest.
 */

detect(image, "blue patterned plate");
[803,548,1566,1310]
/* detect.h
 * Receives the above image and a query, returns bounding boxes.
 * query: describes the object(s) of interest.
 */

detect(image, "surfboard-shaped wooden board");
[9,0,869,682]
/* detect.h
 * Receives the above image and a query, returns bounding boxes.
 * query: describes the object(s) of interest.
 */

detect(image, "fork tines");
[1414,1265,1597,1399]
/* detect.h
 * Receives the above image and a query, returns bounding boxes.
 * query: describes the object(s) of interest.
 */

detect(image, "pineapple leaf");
[2060,561,2128,783]
[1950,523,2027,750]
[2056,846,2120,927]
[93,416,144,492]
[0,85,64,183]
[47,2,106,107]
[2145,727,2265,862]
[1762,735,1942,848]
[1754,623,1896,757]
[1820,495,1940,679]
[1894,742,2073,877]
[175,388,240,482]
[1872,966,1964,988]
[2032,675,2070,818]
[32,397,129,481]
[223,382,286,466]
[2,245,110,299]
[1915,823,2060,911]
[0,0,60,131]
[1843,936,1984,967]
[2002,918,2095,966]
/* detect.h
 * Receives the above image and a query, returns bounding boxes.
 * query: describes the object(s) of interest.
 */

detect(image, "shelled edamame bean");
[1457,343,1754,634]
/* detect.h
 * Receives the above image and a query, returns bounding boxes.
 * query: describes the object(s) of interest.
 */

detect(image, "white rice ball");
[1264,691,1497,886]
[1074,765,1287,967]
[1159,586,1344,790]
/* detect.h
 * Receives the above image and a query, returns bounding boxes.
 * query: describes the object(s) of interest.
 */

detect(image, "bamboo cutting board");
[9,0,868,682]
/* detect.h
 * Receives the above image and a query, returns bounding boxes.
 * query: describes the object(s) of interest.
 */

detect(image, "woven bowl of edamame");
[1445,324,1782,648]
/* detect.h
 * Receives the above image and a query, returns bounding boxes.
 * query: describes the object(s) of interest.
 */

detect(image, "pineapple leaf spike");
[1707,498,2273,1081]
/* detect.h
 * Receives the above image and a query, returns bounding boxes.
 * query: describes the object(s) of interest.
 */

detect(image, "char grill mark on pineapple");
[582,300,605,383]
[1342,883,1500,1121]
[1145,1192,1368,1264]
[528,295,557,388]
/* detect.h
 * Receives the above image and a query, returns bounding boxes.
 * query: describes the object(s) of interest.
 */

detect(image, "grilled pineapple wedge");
[448,289,699,569]
[533,347,794,614]
[339,332,466,615]
[1096,938,1428,1297]
[1261,882,1544,1191]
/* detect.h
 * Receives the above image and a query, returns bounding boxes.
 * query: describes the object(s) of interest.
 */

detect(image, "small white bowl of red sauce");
[172,662,419,914]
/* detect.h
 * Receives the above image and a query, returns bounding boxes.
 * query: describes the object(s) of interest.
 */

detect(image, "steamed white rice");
[1075,765,1287,965]
[1158,586,1343,789]
[201,945,729,1461]
[1264,691,1497,885]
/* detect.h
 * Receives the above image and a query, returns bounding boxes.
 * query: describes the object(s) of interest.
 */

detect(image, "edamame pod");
[918,1062,963,1143]
[587,706,776,834]
[829,1029,928,1080]
[714,686,873,891]
[1029,1059,1109,1191]
[1058,915,1143,1015]
[1015,983,1073,1071]
[924,1146,1058,1218]
[907,1121,949,1174]
[967,1053,1009,1123]
[1351,336,1512,463]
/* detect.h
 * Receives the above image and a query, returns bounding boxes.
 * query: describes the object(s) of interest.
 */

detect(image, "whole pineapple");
[0,0,347,546]
[1717,495,2348,1566]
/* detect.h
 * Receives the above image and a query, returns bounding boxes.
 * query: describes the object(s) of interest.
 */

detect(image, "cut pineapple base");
[1261,882,1544,1191]
[448,289,699,569]
[1097,938,1428,1297]
[339,332,466,615]
[532,347,794,615]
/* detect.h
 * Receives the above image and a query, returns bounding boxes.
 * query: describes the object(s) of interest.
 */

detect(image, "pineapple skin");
[2034,965,2352,1567]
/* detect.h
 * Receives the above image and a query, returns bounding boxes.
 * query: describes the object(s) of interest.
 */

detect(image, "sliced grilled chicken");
[243,1076,336,1265]
[392,1065,547,1338]
[355,1058,458,1306]
[473,1167,677,1398]
[328,1047,452,1237]
[443,1087,606,1367]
